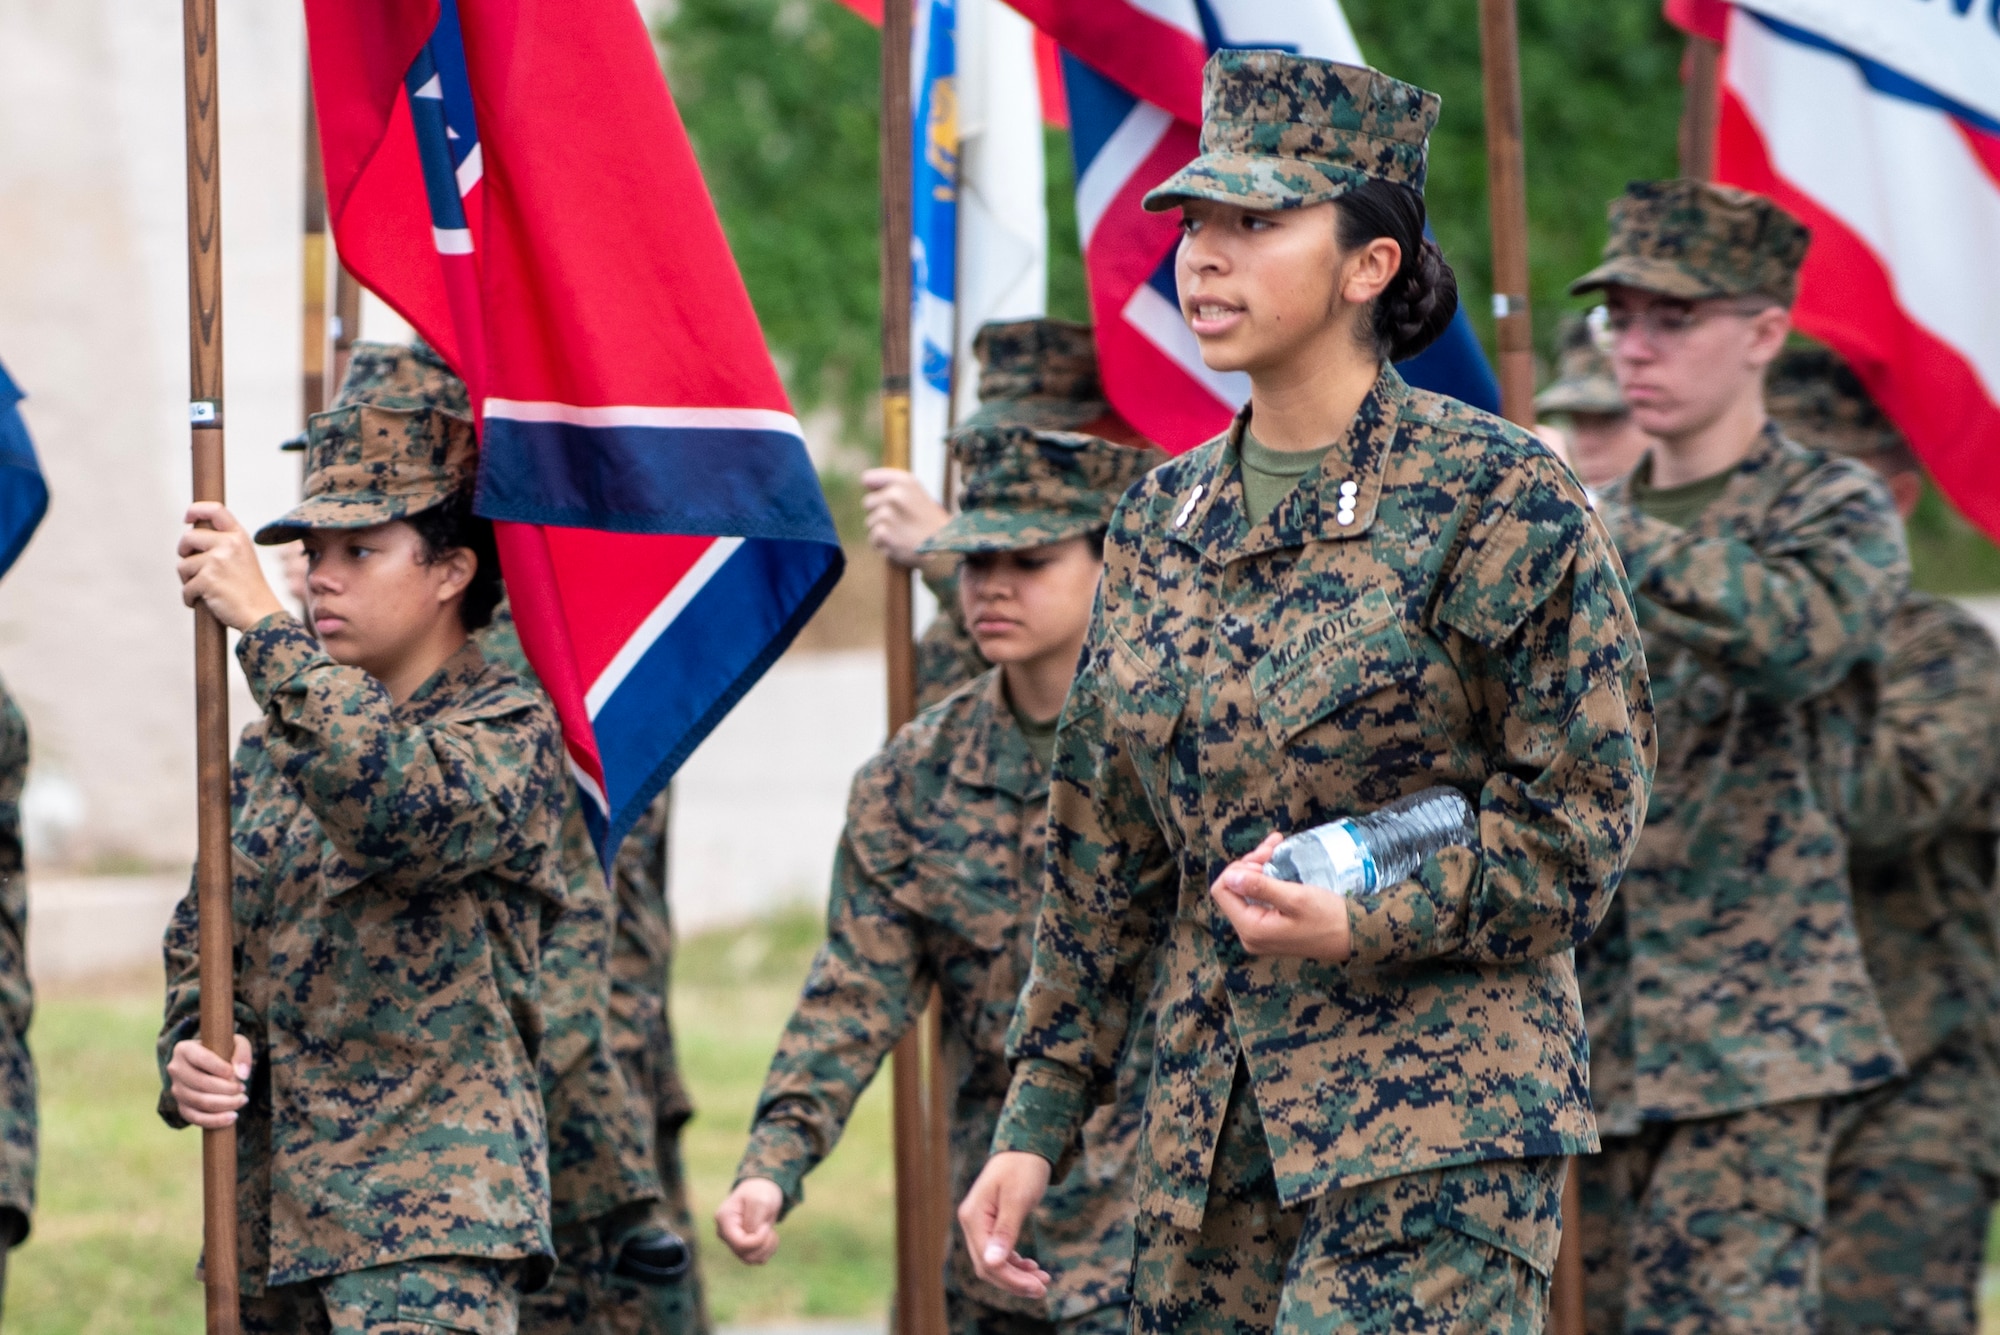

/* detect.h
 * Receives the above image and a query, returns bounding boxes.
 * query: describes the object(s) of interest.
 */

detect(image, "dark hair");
[1085,526,1107,561]
[407,489,503,631]
[1334,179,1459,363]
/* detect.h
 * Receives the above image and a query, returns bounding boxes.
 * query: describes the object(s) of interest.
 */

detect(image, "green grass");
[1,910,892,1332]
[1910,481,2000,595]
[675,909,893,1326]
[5,914,1994,1330]
[6,993,206,1334]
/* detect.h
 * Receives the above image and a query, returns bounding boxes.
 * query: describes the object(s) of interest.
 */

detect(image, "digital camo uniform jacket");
[478,610,694,1334]
[0,677,31,1243]
[158,616,570,1294]
[994,367,1655,1239]
[1580,425,1910,1130]
[538,799,664,1229]
[1823,591,2000,1329]
[739,668,1157,1322]
[608,791,712,1335]
[477,610,664,1233]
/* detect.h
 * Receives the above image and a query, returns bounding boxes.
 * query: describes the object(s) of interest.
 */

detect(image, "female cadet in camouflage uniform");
[281,340,695,1335]
[162,399,568,1332]
[959,51,1654,1333]
[714,424,1165,1335]
[863,318,1153,711]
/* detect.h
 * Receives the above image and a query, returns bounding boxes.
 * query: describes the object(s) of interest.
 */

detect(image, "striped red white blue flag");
[1670,0,2000,538]
[1007,0,1502,452]
[305,0,844,860]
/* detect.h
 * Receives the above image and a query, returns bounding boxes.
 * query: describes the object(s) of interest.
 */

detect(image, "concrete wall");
[0,0,679,874]
[0,0,873,975]
[0,0,309,872]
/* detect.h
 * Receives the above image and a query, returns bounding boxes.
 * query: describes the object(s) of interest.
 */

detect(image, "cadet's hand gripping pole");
[878,3,950,1333]
[182,2,240,1331]
[1474,5,1585,1332]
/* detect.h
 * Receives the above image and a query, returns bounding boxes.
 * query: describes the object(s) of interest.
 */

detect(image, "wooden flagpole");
[302,65,329,420]
[181,1,240,1332]
[1474,5,1585,1333]
[1478,0,1536,427]
[878,3,949,1334]
[331,264,362,396]
[1679,36,1722,181]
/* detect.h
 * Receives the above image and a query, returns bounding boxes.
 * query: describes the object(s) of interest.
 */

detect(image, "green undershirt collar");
[1239,429,1333,526]
[1629,458,1736,531]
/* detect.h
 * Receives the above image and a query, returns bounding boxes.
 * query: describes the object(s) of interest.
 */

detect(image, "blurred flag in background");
[1018,0,1501,451]
[836,0,1502,455]
[306,0,843,861]
[0,361,47,581]
[1670,0,2000,537]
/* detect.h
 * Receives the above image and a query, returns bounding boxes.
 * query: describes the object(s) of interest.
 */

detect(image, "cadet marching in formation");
[53,36,1973,1335]
[742,49,1996,1335]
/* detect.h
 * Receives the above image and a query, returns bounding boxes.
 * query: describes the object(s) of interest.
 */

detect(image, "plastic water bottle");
[1266,787,1479,896]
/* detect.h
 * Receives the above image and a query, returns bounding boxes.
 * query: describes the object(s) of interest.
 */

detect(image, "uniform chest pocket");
[892,851,1031,1050]
[1253,603,1430,757]
[891,850,1026,954]
[1103,631,1187,806]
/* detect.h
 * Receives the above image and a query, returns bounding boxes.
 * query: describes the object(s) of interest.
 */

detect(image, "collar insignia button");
[1174,483,1206,529]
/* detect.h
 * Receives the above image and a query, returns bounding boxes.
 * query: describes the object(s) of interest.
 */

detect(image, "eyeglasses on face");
[1587,298,1769,352]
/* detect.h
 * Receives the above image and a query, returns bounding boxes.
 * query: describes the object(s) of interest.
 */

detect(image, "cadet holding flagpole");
[878,1,952,1332]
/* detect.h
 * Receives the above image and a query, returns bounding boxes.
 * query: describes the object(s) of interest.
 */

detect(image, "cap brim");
[253,493,433,545]
[1142,153,1361,213]
[957,397,1108,436]
[1534,381,1626,416]
[916,510,1100,556]
[1567,257,1728,300]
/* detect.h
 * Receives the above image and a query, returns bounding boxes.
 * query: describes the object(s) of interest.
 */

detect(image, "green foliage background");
[658,0,2000,587]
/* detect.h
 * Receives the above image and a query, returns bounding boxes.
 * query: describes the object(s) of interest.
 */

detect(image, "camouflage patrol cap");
[959,319,1115,434]
[1569,179,1809,303]
[1535,313,1627,417]
[918,428,1165,555]
[1143,50,1437,213]
[1767,345,1910,463]
[255,402,477,544]
[332,338,470,414]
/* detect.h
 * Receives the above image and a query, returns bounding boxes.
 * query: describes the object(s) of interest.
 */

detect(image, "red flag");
[306,0,843,858]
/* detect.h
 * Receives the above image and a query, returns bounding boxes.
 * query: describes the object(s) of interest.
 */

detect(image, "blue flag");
[0,361,48,580]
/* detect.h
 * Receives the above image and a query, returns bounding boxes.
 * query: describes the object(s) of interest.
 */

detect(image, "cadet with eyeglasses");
[717,414,1166,1335]
[1569,181,1912,1334]
[1534,312,1654,492]
[957,51,1654,1334]
[1768,346,2000,1335]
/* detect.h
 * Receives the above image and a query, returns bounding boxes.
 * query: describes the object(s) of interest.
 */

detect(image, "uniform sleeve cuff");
[234,613,322,710]
[1341,845,1477,970]
[991,1060,1091,1165]
[736,1122,814,1217]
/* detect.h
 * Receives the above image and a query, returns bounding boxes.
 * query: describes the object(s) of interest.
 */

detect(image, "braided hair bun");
[1335,179,1460,363]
